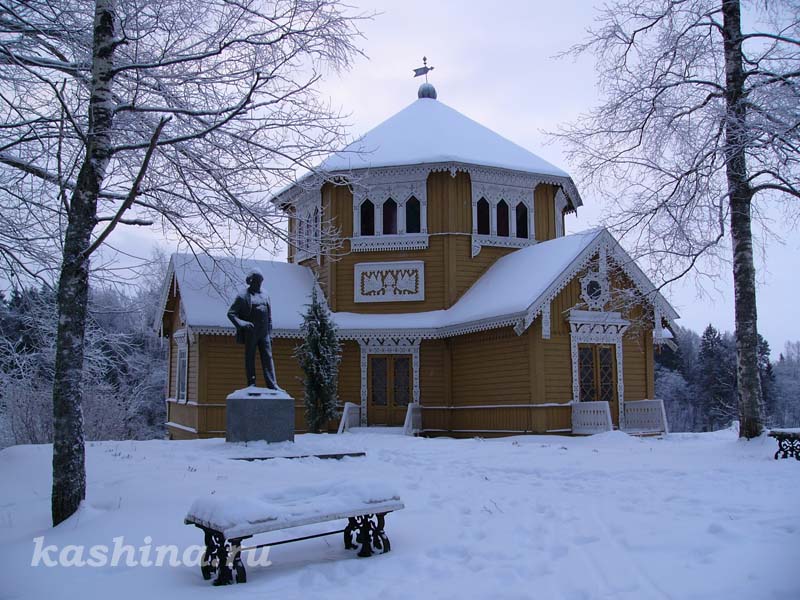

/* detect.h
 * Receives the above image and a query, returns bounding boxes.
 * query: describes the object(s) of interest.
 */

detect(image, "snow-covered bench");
[184,481,404,585]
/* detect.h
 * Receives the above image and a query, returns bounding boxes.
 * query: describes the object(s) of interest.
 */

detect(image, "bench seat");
[185,481,404,585]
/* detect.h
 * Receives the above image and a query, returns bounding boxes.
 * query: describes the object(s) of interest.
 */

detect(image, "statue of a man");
[227,269,279,389]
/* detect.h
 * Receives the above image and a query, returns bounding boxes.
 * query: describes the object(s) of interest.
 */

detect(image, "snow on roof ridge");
[317,97,570,177]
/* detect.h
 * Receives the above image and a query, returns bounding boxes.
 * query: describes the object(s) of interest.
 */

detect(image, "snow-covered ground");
[1,429,798,600]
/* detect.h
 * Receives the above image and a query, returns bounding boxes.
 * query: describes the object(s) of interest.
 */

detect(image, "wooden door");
[577,344,618,426]
[368,355,412,426]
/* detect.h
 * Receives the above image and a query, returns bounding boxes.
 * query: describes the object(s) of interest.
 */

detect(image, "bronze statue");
[227,269,279,389]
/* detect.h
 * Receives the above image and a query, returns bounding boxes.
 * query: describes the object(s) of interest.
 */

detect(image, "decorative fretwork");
[580,270,610,310]
[343,513,392,557]
[354,261,425,303]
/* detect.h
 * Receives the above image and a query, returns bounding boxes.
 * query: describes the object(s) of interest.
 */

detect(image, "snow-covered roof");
[318,96,569,178]
[159,229,678,340]
[157,253,317,333]
[333,230,607,335]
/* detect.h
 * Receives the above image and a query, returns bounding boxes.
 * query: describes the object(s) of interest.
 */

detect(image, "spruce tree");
[295,289,342,434]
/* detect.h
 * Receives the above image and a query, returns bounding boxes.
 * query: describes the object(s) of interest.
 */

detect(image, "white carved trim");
[350,234,429,252]
[568,310,630,429]
[173,329,190,403]
[358,337,422,426]
[580,271,611,310]
[289,188,322,263]
[541,303,551,339]
[623,399,669,434]
[555,188,569,238]
[572,401,613,434]
[355,261,425,303]
[351,167,429,245]
[337,402,361,434]
[470,234,535,258]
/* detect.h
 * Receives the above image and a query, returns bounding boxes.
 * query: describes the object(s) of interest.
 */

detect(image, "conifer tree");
[295,289,342,433]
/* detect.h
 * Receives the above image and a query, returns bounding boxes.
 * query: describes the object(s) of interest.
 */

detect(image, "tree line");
[656,325,799,432]
[0,282,166,448]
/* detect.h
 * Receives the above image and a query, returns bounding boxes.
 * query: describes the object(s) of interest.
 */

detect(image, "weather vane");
[413,56,434,82]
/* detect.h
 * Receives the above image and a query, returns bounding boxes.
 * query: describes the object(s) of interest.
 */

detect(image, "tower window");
[477,198,490,235]
[383,198,397,234]
[497,200,509,237]
[406,197,421,233]
[516,203,528,239]
[360,200,375,236]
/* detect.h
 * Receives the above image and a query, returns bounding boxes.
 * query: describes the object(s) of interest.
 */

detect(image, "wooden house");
[157,83,678,439]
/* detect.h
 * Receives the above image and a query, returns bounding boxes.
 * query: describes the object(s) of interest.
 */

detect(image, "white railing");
[571,401,613,435]
[403,403,422,436]
[337,402,361,434]
[624,399,669,434]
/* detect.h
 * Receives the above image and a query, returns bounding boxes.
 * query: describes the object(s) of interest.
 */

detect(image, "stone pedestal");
[226,387,295,443]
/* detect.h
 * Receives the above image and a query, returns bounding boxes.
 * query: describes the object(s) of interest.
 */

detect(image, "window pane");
[383,198,397,234]
[370,357,388,406]
[360,200,374,236]
[477,198,490,235]
[598,346,615,404]
[406,197,421,233]
[516,203,528,238]
[497,200,509,237]
[578,346,596,402]
[393,357,411,407]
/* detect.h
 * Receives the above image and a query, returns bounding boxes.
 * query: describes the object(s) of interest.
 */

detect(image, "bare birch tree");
[555,0,800,439]
[0,0,363,525]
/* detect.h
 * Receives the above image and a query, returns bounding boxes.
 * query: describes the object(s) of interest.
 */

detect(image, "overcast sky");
[118,0,797,354]
[309,0,798,354]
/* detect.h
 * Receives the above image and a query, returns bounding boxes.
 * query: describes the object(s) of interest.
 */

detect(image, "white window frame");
[291,190,322,263]
[470,181,535,257]
[174,329,190,403]
[352,177,429,252]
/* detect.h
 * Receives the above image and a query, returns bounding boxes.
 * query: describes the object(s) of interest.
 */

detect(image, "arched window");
[515,203,528,239]
[477,198,490,235]
[406,196,421,234]
[497,200,509,237]
[383,198,397,235]
[360,200,375,236]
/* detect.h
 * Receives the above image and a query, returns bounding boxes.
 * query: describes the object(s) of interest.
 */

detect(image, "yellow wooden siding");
[543,334,574,404]
[622,331,650,401]
[534,184,557,241]
[333,237,447,313]
[452,237,517,303]
[451,327,530,406]
[167,401,197,432]
[337,341,362,407]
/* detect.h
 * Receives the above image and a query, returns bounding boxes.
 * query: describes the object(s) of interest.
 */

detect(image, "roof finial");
[413,56,434,82]
[413,56,437,100]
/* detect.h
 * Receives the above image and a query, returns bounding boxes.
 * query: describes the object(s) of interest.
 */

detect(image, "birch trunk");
[51,0,117,526]
[722,0,763,439]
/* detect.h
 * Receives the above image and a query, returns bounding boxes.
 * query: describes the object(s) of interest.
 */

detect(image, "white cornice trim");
[274,161,584,210]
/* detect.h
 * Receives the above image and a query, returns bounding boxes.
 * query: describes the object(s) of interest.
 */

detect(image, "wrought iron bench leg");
[344,513,392,557]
